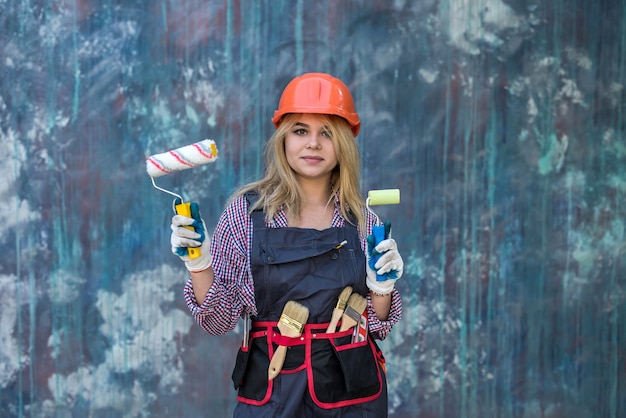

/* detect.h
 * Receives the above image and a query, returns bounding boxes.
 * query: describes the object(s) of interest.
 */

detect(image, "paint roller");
[366,189,400,281]
[146,139,218,259]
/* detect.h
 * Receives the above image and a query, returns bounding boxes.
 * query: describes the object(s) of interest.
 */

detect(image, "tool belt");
[231,321,385,409]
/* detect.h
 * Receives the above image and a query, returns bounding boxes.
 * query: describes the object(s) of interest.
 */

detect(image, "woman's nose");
[306,135,322,150]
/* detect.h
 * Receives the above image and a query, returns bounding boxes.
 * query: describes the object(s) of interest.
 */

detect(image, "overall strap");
[245,191,265,226]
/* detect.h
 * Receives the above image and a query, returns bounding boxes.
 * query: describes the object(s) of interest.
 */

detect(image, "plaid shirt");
[184,194,403,340]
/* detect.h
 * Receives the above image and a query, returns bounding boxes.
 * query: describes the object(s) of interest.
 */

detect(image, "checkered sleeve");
[366,289,403,340]
[183,195,256,335]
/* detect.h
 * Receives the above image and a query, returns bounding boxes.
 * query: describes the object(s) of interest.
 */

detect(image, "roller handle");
[371,223,390,282]
[174,201,201,259]
[366,189,400,281]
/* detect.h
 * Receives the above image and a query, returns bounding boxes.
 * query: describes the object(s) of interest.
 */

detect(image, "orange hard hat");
[272,73,361,136]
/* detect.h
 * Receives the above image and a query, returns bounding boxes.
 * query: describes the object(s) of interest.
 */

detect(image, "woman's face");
[284,114,338,183]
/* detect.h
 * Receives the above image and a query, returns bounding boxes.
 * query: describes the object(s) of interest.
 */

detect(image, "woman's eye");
[294,128,307,135]
[322,131,331,138]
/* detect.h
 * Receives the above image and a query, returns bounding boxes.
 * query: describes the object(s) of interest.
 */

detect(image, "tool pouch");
[308,326,382,408]
[232,313,252,390]
[231,345,250,390]
[232,322,384,408]
[231,330,274,405]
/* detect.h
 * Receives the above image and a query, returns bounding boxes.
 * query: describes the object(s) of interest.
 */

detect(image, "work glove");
[366,221,403,295]
[170,200,212,272]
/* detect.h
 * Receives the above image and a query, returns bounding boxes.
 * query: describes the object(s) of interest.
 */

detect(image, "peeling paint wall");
[1,1,625,417]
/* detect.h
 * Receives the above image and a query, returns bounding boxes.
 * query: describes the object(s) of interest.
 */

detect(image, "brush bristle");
[336,286,353,310]
[280,301,309,332]
[345,293,368,320]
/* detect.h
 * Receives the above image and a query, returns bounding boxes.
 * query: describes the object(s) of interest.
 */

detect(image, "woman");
[170,73,404,417]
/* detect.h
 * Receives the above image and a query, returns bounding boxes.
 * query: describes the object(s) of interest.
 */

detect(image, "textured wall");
[1,0,625,417]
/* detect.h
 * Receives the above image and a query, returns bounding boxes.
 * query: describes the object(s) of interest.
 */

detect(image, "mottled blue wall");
[1,1,625,417]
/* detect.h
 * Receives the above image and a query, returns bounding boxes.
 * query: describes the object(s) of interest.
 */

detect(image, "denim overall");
[232,194,388,417]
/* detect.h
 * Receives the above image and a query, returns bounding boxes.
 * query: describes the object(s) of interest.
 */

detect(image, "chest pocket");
[255,233,359,323]
[260,239,342,264]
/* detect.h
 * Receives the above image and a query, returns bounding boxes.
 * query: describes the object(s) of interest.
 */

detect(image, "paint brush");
[325,286,353,333]
[268,301,309,380]
[339,293,368,332]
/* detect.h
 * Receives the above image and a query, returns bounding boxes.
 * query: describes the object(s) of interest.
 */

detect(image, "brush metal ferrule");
[336,299,348,310]
[343,305,361,323]
[279,313,304,333]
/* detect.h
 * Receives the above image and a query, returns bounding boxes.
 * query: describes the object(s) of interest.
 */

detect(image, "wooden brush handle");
[325,308,343,333]
[339,316,358,332]
[268,345,288,380]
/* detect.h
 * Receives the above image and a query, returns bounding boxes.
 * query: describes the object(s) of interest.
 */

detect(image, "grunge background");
[1,1,624,417]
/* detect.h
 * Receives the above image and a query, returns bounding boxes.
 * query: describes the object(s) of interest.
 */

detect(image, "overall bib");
[232,194,388,418]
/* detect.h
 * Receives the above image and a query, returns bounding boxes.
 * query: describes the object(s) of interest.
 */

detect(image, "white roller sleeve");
[146,139,218,178]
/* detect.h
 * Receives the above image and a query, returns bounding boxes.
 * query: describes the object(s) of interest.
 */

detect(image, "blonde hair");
[231,113,366,231]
